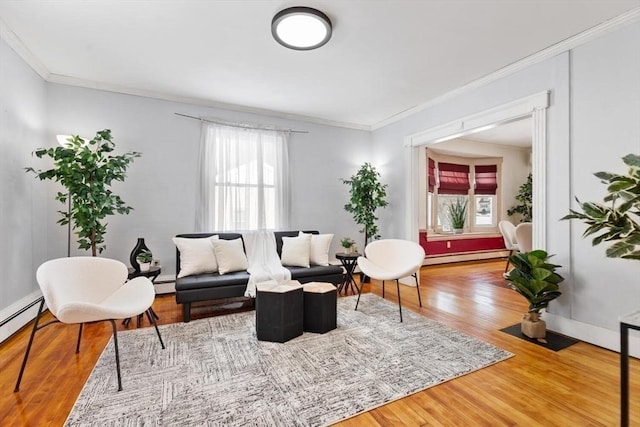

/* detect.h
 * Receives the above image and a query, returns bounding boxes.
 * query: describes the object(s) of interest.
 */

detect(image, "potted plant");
[561,154,640,260]
[508,173,533,222]
[505,250,564,338]
[26,130,140,256]
[447,197,467,234]
[340,237,356,254]
[342,163,388,247]
[136,249,153,272]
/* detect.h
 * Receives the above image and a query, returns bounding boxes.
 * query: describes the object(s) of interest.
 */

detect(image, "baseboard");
[0,290,43,344]
[422,250,508,266]
[544,312,640,358]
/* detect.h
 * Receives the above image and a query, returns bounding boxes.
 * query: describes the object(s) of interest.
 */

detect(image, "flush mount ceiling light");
[271,6,332,50]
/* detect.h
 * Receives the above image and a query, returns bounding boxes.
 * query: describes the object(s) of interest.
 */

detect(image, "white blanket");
[242,230,291,297]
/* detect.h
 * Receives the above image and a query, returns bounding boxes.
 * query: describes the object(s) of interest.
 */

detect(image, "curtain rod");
[174,113,308,134]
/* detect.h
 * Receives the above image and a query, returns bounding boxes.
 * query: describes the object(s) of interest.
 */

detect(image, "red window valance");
[475,164,498,195]
[438,163,469,195]
[428,157,436,193]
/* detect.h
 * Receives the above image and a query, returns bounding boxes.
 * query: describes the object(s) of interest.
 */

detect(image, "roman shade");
[427,157,436,193]
[474,165,498,195]
[437,163,470,195]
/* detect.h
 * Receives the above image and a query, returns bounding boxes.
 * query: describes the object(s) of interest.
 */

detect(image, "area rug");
[65,294,512,426]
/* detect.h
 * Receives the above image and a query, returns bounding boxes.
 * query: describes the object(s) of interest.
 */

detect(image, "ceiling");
[1,1,639,130]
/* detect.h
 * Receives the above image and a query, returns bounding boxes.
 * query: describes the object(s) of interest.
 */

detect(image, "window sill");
[421,231,501,241]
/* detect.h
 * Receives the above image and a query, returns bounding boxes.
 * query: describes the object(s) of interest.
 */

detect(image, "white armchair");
[14,257,165,392]
[515,222,533,253]
[356,239,425,322]
[498,220,520,273]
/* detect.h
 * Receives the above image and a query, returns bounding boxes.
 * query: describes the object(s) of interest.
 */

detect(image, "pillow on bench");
[281,234,312,267]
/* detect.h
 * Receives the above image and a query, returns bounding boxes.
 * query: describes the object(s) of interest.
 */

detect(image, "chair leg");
[396,279,403,322]
[382,280,385,299]
[504,250,513,273]
[148,309,166,349]
[414,273,422,307]
[75,323,83,353]
[108,320,123,391]
[355,277,365,311]
[14,298,45,392]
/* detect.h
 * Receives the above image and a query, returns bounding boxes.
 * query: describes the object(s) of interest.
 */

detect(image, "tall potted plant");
[505,250,564,338]
[26,129,140,256]
[561,154,640,259]
[342,162,388,246]
[508,173,532,222]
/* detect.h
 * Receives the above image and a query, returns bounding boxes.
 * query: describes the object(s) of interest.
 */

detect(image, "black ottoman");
[303,282,337,334]
[256,280,304,343]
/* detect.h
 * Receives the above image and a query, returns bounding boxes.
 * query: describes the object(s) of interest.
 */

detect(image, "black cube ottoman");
[303,282,337,334]
[256,280,304,343]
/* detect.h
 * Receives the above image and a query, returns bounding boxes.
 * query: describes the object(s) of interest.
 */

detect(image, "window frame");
[427,152,502,235]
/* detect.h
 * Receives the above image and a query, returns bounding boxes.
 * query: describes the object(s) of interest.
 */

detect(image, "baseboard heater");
[0,298,42,329]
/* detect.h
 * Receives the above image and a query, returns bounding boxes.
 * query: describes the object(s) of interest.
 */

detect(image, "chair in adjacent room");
[498,220,520,273]
[356,239,425,322]
[14,256,165,392]
[515,222,533,253]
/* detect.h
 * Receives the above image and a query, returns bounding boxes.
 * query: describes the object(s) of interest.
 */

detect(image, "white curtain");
[196,121,290,232]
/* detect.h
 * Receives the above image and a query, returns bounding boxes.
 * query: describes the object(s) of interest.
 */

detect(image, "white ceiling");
[1,1,639,129]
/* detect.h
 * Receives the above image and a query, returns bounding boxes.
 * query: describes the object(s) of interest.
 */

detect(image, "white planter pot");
[139,262,151,272]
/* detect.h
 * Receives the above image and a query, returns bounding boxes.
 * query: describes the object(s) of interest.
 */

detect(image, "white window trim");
[427,153,502,235]
[405,90,549,249]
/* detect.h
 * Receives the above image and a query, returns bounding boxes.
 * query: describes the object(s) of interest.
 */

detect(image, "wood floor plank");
[1,259,638,426]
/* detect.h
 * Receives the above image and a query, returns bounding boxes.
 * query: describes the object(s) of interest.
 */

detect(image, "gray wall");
[372,21,639,339]
[45,84,372,277]
[0,37,47,316]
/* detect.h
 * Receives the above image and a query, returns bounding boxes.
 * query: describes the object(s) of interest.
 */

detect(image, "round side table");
[335,252,360,295]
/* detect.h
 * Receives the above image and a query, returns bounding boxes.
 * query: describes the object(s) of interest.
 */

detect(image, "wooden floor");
[0,259,637,426]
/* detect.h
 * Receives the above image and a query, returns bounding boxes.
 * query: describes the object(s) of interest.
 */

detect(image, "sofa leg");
[183,303,191,323]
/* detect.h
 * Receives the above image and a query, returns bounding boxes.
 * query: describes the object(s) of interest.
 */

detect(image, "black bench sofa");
[174,230,343,322]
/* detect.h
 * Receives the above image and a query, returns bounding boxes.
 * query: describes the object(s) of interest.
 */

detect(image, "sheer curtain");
[196,121,290,232]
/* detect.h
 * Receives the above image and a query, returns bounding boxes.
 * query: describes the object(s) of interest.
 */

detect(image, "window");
[196,122,290,231]
[427,153,500,233]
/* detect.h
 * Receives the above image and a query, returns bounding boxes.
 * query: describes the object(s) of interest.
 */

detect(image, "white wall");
[46,84,372,276]
[0,37,48,338]
[569,22,640,330]
[372,21,640,351]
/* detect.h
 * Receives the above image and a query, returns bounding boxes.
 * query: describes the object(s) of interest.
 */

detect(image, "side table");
[620,310,640,427]
[123,266,161,328]
[335,252,360,295]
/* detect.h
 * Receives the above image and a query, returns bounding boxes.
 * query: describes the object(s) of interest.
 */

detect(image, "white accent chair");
[356,239,425,322]
[515,222,533,253]
[498,220,520,273]
[14,257,165,392]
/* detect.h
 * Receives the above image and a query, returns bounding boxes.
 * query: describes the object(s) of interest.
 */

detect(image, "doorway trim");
[404,90,550,249]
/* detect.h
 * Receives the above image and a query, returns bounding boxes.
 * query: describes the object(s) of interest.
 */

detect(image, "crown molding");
[46,73,371,132]
[0,17,49,80]
[372,7,640,131]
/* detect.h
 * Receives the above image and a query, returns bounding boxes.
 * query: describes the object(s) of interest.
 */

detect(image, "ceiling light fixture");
[271,6,332,50]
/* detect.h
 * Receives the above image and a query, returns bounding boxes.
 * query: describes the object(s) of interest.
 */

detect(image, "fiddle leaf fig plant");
[26,129,140,256]
[342,162,388,246]
[507,173,532,222]
[561,154,640,260]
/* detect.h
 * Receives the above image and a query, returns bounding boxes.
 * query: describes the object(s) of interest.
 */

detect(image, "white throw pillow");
[299,232,333,266]
[281,234,312,268]
[172,235,219,278]
[212,238,249,274]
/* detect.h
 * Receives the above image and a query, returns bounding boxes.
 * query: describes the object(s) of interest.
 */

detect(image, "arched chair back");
[356,239,425,322]
[515,222,533,253]
[498,220,520,273]
[15,257,165,393]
